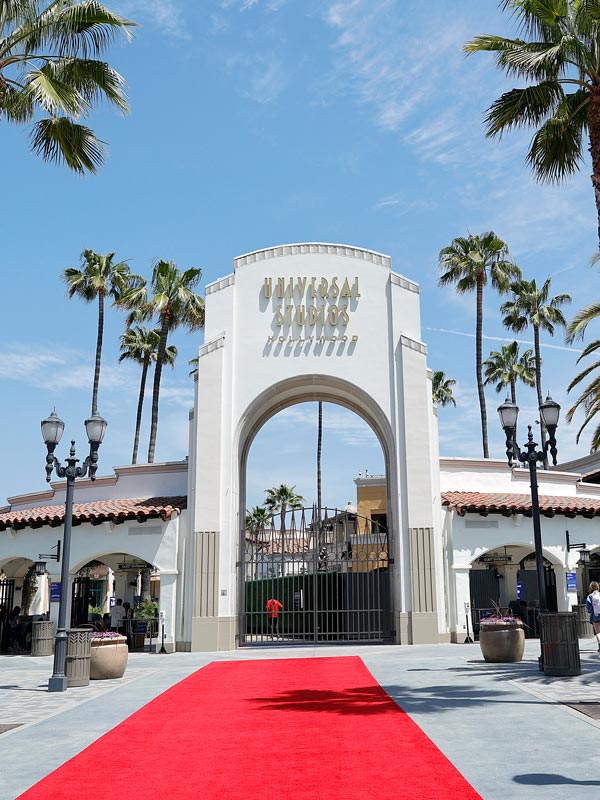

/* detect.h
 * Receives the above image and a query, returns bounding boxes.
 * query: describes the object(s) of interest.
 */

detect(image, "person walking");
[586,582,600,653]
[265,598,283,638]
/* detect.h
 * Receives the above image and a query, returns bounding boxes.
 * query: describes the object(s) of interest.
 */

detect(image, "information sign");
[566,572,578,592]
[478,555,512,563]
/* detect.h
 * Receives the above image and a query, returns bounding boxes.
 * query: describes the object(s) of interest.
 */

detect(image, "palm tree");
[565,297,600,449]
[246,506,270,533]
[63,249,139,415]
[432,370,457,408]
[483,341,536,404]
[264,484,305,536]
[438,231,520,458]
[465,1,600,245]
[119,326,177,465]
[566,339,600,449]
[120,260,205,463]
[1,0,135,173]
[501,278,571,450]
[483,341,536,443]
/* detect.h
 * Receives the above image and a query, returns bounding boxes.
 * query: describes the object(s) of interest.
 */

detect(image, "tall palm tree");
[120,260,205,463]
[432,370,457,408]
[63,249,139,414]
[501,278,571,449]
[119,326,177,465]
[1,0,135,173]
[566,339,600,449]
[264,484,305,536]
[438,231,520,458]
[465,1,600,245]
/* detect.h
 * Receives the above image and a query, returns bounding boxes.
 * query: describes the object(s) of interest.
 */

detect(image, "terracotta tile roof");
[0,496,187,531]
[442,491,600,517]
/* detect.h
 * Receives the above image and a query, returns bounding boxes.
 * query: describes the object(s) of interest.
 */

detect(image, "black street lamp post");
[41,409,107,693]
[497,394,560,670]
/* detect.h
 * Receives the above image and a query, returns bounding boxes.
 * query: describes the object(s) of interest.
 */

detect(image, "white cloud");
[424,327,583,355]
[277,404,378,447]
[115,0,187,38]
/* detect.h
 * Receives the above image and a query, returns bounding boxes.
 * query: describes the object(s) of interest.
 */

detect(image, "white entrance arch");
[187,243,445,651]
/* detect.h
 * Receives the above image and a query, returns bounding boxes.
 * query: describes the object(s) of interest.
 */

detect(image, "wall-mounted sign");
[478,555,512,563]
[117,562,152,571]
[50,582,61,602]
[566,572,578,592]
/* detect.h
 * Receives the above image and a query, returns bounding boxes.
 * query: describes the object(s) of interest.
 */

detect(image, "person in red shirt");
[265,598,283,638]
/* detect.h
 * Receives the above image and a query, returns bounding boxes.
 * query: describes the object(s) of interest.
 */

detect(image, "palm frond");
[31,115,105,172]
[567,300,600,341]
[527,111,585,182]
[484,82,563,137]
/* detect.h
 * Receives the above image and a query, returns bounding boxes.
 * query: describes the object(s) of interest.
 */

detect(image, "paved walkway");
[1,639,600,799]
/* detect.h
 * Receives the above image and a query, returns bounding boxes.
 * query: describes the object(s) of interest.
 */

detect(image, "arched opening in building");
[241,395,391,645]
[469,544,560,638]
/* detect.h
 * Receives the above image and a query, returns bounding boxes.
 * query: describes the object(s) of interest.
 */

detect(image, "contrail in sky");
[424,327,582,354]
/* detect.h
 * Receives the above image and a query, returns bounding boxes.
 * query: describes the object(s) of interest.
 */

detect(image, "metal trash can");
[66,629,91,687]
[573,604,594,639]
[540,612,581,677]
[31,621,55,656]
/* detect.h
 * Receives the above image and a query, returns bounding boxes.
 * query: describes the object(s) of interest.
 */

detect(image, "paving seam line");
[0,668,156,740]
[508,678,600,730]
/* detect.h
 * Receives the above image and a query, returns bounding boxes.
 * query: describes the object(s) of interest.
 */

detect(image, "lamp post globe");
[41,409,64,447]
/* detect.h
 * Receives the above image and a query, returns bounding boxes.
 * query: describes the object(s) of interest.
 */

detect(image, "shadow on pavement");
[514,773,600,786]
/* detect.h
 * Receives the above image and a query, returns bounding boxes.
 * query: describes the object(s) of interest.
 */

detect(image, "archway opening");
[469,544,560,639]
[242,399,391,645]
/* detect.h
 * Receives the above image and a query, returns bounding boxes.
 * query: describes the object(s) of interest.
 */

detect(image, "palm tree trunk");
[589,85,600,248]
[91,291,104,415]
[132,356,150,464]
[140,569,151,602]
[147,318,169,463]
[533,324,548,466]
[476,279,489,458]
[317,401,322,513]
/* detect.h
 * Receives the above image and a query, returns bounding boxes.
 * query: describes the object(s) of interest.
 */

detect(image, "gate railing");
[241,506,391,645]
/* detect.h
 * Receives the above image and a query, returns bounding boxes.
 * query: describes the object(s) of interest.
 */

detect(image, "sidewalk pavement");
[2,638,600,799]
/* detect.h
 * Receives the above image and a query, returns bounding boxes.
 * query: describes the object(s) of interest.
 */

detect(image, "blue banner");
[566,572,578,592]
[50,582,61,602]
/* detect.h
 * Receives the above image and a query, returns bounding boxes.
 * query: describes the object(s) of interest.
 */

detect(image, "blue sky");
[1,0,597,510]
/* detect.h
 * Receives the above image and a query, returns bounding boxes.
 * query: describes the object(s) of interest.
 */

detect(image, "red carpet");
[18,656,481,800]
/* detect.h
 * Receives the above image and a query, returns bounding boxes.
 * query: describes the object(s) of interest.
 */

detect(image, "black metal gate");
[71,576,91,627]
[0,579,15,652]
[241,506,391,645]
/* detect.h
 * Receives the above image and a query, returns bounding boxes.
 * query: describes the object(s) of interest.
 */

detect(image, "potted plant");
[479,605,525,663]
[90,631,128,680]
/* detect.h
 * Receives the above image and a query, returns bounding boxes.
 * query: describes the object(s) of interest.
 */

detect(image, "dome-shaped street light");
[39,409,107,692]
[497,393,561,673]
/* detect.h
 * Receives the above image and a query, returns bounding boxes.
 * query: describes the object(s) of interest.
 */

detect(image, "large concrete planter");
[479,623,525,663]
[90,635,128,680]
